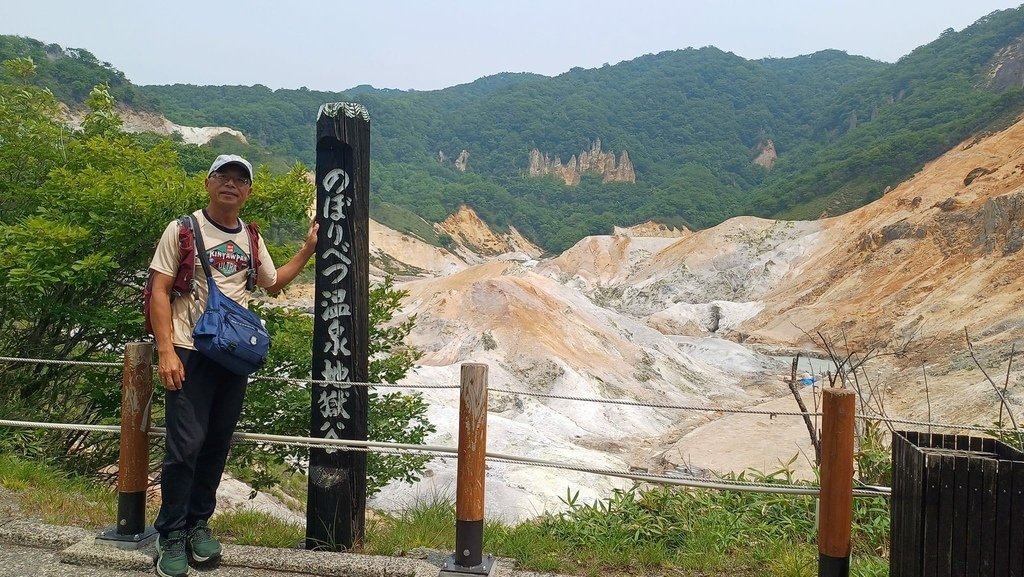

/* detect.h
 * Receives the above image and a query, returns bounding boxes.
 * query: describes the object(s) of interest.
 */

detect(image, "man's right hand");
[149,270,184,390]
[158,352,186,391]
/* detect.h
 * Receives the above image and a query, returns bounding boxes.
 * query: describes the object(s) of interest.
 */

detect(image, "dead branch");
[922,362,932,436]
[788,354,821,465]
[964,328,1023,450]
[1000,343,1016,427]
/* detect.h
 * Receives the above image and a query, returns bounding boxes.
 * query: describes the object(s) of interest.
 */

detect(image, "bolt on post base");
[96,525,158,550]
[438,553,497,576]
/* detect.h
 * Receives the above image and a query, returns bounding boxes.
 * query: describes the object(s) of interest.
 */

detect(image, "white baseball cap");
[207,154,253,182]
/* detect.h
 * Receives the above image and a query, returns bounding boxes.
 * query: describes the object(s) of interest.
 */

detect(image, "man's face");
[205,165,252,210]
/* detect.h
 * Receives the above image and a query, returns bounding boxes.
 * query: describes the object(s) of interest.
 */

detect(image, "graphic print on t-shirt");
[207,241,250,277]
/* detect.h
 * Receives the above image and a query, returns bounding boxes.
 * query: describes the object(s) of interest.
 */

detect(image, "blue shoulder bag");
[189,214,270,375]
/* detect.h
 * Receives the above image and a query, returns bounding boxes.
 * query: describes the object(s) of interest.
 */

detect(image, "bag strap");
[175,215,196,296]
[241,218,260,292]
[190,213,230,313]
[189,214,213,281]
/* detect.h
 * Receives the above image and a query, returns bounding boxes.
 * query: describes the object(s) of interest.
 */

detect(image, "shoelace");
[191,524,213,542]
[164,535,187,556]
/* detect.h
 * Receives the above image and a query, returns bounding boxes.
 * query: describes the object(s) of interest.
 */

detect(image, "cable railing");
[2,351,1019,502]
[0,416,888,497]
[3,354,1018,435]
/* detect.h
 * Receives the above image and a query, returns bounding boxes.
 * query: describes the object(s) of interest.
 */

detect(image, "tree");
[0,76,432,494]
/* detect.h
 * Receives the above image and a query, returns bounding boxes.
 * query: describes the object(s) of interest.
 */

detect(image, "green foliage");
[0,36,151,106]
[1,450,890,576]
[211,509,304,547]
[0,453,130,528]
[855,421,893,487]
[7,8,1024,252]
[362,464,890,576]
[371,201,441,245]
[985,422,1024,452]
[0,82,200,475]
[1,56,35,82]
[112,46,894,251]
[752,7,1024,218]
[0,75,432,494]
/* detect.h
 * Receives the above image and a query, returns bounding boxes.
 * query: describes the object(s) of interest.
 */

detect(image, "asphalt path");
[0,543,329,577]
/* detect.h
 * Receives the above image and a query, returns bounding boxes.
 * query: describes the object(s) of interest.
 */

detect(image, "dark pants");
[154,347,247,537]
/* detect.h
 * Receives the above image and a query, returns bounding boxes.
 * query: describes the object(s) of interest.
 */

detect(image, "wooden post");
[307,102,370,551]
[441,363,497,576]
[819,387,855,577]
[97,342,157,547]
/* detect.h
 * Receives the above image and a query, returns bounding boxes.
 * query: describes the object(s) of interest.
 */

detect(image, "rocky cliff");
[436,205,543,258]
[438,149,470,172]
[528,138,635,186]
[988,37,1024,90]
[752,139,777,169]
[63,105,246,146]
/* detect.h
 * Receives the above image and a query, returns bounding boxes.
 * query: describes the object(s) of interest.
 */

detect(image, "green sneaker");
[186,520,222,563]
[155,531,189,577]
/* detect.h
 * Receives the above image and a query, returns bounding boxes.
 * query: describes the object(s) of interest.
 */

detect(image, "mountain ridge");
[7,10,1024,251]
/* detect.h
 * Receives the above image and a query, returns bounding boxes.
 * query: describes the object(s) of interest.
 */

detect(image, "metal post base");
[96,525,158,550]
[438,553,497,576]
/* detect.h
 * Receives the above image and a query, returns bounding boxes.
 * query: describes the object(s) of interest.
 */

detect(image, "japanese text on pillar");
[318,167,354,452]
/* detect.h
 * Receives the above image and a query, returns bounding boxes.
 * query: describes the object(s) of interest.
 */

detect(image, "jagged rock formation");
[362,113,1024,520]
[528,138,635,186]
[454,149,469,172]
[753,139,777,169]
[438,149,470,172]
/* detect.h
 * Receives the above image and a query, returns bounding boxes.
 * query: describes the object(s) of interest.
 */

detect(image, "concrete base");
[62,536,155,572]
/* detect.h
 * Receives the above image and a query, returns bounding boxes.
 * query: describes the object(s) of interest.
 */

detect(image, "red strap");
[173,216,195,296]
[246,222,261,276]
[246,222,261,290]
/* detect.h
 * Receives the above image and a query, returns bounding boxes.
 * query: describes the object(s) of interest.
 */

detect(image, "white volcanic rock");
[62,105,246,146]
[646,301,765,336]
[370,259,789,521]
[369,219,467,277]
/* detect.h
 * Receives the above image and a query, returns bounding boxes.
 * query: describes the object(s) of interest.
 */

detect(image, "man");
[148,154,317,577]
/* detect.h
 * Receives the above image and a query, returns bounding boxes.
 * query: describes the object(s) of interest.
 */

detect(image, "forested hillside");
[131,48,885,249]
[0,36,152,107]
[4,6,1024,251]
[752,8,1024,218]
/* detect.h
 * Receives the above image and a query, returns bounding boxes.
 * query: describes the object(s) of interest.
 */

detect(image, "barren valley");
[274,115,1024,522]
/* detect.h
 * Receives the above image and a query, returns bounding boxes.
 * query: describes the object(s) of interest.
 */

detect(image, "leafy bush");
[0,73,432,493]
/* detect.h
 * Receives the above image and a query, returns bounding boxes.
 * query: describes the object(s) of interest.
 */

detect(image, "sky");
[2,1,1022,92]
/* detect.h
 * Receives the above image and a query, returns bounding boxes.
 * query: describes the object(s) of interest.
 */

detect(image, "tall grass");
[360,468,890,576]
[0,453,126,527]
